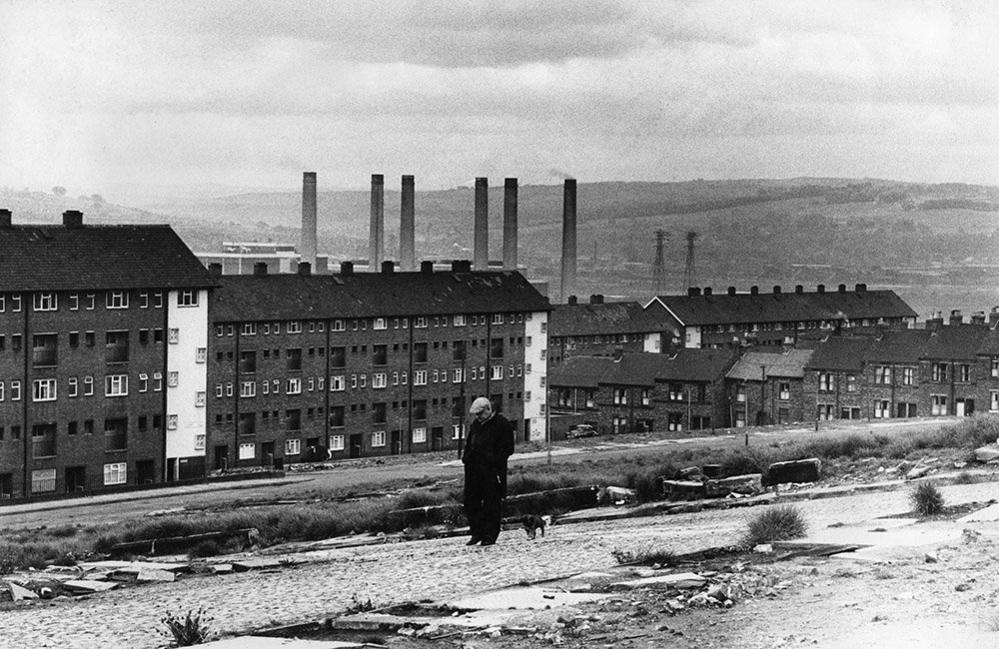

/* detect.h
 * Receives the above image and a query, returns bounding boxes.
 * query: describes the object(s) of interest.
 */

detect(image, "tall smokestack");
[503,178,518,270]
[369,174,384,271]
[301,172,317,269]
[474,177,488,270]
[400,175,415,271]
[560,178,577,303]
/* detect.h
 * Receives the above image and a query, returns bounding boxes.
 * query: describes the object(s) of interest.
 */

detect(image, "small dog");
[521,514,546,540]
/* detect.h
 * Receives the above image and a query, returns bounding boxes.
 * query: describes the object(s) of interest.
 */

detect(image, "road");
[0,416,961,530]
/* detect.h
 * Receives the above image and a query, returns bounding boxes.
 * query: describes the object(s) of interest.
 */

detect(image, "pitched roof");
[211,270,551,322]
[650,288,917,326]
[549,356,614,388]
[921,324,989,360]
[976,329,999,356]
[727,349,815,380]
[804,336,876,371]
[0,224,215,291]
[862,329,934,363]
[549,301,653,336]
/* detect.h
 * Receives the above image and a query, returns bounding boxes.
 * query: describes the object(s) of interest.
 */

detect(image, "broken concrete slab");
[974,445,999,462]
[906,466,932,480]
[447,586,608,611]
[8,583,39,600]
[137,569,176,583]
[705,474,762,498]
[79,560,185,573]
[768,458,821,484]
[197,638,364,648]
[332,612,433,632]
[231,558,285,572]
[663,480,706,501]
[62,580,120,594]
[611,572,707,590]
[211,564,234,575]
[957,502,999,523]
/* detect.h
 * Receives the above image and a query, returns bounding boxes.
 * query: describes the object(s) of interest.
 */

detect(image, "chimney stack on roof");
[63,210,83,228]
[420,260,434,274]
[0,208,10,228]
[688,287,701,296]
[795,285,803,294]
[589,294,605,304]
[990,306,999,328]
[503,178,518,270]
[253,262,268,276]
[972,311,986,325]
[400,175,415,271]
[727,286,736,296]
[298,262,312,276]
[208,263,223,276]
[750,285,759,295]
[369,174,385,272]
[817,284,825,293]
[560,178,577,303]
[301,172,317,270]
[838,284,847,293]
[474,177,488,270]
[451,259,472,273]
[381,260,394,274]
[703,287,713,296]
[855,283,867,293]
[950,309,963,326]
[340,261,354,275]
[773,285,782,294]
[567,295,578,305]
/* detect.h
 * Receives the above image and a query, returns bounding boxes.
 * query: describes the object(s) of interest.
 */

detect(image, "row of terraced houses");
[0,210,550,500]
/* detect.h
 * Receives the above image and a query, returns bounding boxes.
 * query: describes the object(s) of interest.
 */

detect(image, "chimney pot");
[340,261,354,275]
[253,262,268,276]
[703,287,712,296]
[795,285,803,294]
[838,284,847,293]
[727,286,736,296]
[855,283,867,292]
[298,262,312,276]
[63,210,83,228]
[568,295,578,305]
[208,263,223,276]
[420,260,434,274]
[773,285,781,294]
[0,208,10,228]
[688,287,701,297]
[817,284,825,293]
[972,311,986,325]
[750,285,759,295]
[381,260,394,274]
[451,259,471,273]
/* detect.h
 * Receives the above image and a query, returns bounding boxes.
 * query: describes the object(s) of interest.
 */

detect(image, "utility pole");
[651,230,669,296]
[683,231,698,291]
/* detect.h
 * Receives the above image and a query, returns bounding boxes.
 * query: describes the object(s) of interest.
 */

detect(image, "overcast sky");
[2,0,997,197]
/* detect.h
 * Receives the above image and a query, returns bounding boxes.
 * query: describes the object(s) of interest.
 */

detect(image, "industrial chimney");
[560,178,577,303]
[503,178,518,270]
[400,175,415,271]
[301,172,317,270]
[369,174,385,272]
[474,177,488,270]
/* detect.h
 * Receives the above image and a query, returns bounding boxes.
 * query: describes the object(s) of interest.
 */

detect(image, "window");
[372,373,387,389]
[195,391,205,407]
[778,382,790,400]
[168,328,179,344]
[286,348,302,371]
[414,370,427,386]
[993,357,999,378]
[103,463,126,486]
[238,412,255,436]
[414,316,428,328]
[32,334,58,367]
[875,366,891,385]
[932,363,948,382]
[287,378,302,394]
[69,293,79,310]
[330,406,345,428]
[330,375,345,391]
[453,368,463,383]
[67,377,78,397]
[897,402,917,418]
[371,431,386,447]
[286,409,301,430]
[32,424,57,457]
[668,383,684,401]
[373,344,387,365]
[453,314,466,326]
[641,389,651,406]
[931,395,948,416]
[413,399,427,420]
[412,427,427,444]
[331,319,345,332]
[104,418,127,451]
[491,313,504,325]
[992,390,999,412]
[166,414,178,430]
[240,381,256,398]
[490,365,503,380]
[901,367,914,386]
[285,439,301,455]
[491,338,504,359]
[818,373,834,392]
[239,443,255,460]
[239,350,257,373]
[958,364,971,382]
[104,375,128,397]
[33,293,57,311]
[32,468,57,493]
[241,323,257,335]
[153,372,162,391]
[138,374,148,393]
[178,290,199,307]
[373,317,387,330]
[414,342,428,363]
[613,388,627,405]
[330,435,345,451]
[816,404,834,421]
[373,402,387,424]
[874,399,891,419]
[10,295,21,312]
[107,291,128,309]
[226,383,233,397]
[330,346,346,367]
[105,330,130,363]
[287,321,302,334]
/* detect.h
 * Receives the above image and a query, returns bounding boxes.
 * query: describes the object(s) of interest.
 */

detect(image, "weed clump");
[744,505,808,547]
[611,543,677,566]
[161,608,214,646]
[911,481,945,516]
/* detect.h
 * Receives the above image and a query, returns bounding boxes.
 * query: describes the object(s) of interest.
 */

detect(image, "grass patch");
[611,543,677,566]
[161,608,214,646]
[744,505,808,547]
[910,481,945,516]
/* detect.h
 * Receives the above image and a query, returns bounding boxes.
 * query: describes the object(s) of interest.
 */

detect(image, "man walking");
[462,396,515,546]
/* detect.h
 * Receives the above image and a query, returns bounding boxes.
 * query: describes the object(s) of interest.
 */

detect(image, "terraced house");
[207,261,550,469]
[0,209,215,499]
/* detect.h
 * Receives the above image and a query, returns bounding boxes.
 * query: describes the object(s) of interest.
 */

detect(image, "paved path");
[3,480,998,649]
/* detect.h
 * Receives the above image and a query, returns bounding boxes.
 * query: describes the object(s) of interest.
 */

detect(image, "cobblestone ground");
[2,482,994,649]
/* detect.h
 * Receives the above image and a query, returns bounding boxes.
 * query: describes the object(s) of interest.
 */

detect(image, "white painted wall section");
[523,310,548,441]
[165,289,208,461]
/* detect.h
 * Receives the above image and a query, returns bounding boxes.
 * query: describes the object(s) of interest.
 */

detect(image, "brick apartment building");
[548,297,663,366]
[550,349,737,435]
[207,261,551,469]
[726,349,814,427]
[646,284,918,349]
[0,209,214,499]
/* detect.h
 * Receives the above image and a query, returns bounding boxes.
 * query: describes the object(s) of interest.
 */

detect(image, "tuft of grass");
[161,608,214,646]
[910,481,945,516]
[611,543,677,566]
[744,505,808,547]
[954,471,976,485]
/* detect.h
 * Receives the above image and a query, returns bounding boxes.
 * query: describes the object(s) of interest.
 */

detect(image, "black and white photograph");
[1,1,998,647]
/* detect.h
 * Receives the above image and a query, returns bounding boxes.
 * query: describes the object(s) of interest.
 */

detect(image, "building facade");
[0,209,215,499]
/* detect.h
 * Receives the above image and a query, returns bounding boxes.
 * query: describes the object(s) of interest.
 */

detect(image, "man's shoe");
[465,536,482,546]
[479,538,496,546]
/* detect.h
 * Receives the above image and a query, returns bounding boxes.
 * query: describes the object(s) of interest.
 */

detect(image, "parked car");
[567,423,598,438]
